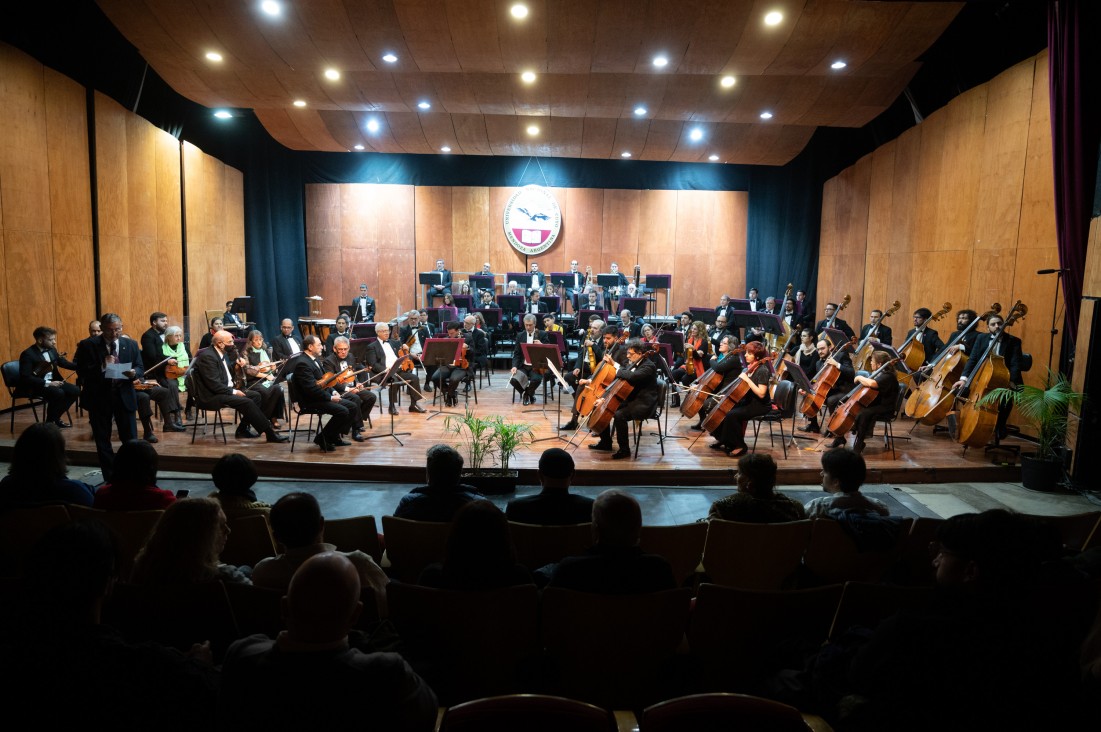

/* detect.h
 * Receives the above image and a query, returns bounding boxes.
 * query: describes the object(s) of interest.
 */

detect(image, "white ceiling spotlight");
[382,53,398,64]
[366,119,380,132]
[689,128,703,142]
[831,60,847,70]
[260,1,281,17]
[759,111,773,120]
[652,56,668,68]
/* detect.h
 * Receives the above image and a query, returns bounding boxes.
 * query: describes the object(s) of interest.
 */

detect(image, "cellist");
[801,338,855,434]
[829,350,899,454]
[587,338,660,460]
[709,341,772,457]
[687,334,744,431]
[560,325,623,431]
[951,313,1025,441]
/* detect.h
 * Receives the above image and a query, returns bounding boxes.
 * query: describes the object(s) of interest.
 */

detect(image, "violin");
[398,334,416,372]
[317,366,370,389]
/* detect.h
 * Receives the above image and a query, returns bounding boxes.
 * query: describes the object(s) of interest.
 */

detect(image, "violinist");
[640,323,659,344]
[859,309,894,348]
[587,338,660,460]
[364,322,427,415]
[417,309,435,337]
[815,303,855,341]
[324,314,352,354]
[244,330,288,431]
[709,340,772,457]
[430,322,470,408]
[18,326,79,429]
[139,314,184,430]
[830,350,898,454]
[951,313,1024,441]
[801,339,855,434]
[510,314,547,405]
[161,326,191,393]
[292,335,354,452]
[322,335,376,440]
[351,283,376,323]
[671,321,710,397]
[905,308,944,366]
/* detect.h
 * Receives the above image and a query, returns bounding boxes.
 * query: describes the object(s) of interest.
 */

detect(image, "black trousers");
[31,381,79,423]
[88,391,138,481]
[304,398,353,440]
[202,391,272,435]
[248,380,286,422]
[718,401,771,449]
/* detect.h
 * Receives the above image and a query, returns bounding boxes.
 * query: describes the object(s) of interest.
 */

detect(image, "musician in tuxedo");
[746,288,763,311]
[417,309,436,337]
[528,262,545,295]
[619,309,645,339]
[426,259,452,306]
[522,289,549,320]
[19,326,79,428]
[859,309,894,347]
[607,262,630,311]
[398,311,430,377]
[715,295,735,323]
[815,303,856,341]
[428,322,471,407]
[351,283,376,323]
[271,319,304,363]
[587,338,660,460]
[794,290,812,326]
[75,313,145,480]
[198,317,223,350]
[940,309,980,357]
[582,289,605,312]
[322,336,376,441]
[801,339,856,434]
[138,311,183,429]
[511,314,547,405]
[462,314,490,371]
[906,308,945,367]
[478,289,498,309]
[709,315,731,354]
[762,297,780,316]
[364,322,427,416]
[292,335,354,452]
[324,315,353,354]
[952,313,1025,440]
[782,299,801,333]
[223,301,248,332]
[564,260,585,311]
[190,330,288,444]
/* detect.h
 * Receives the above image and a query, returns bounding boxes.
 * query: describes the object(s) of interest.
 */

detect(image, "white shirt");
[287,336,301,355]
[219,351,234,387]
[380,339,397,369]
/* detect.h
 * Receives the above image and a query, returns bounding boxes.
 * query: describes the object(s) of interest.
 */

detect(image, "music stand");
[229,296,253,328]
[475,308,501,330]
[658,330,685,356]
[365,355,416,445]
[550,273,574,289]
[731,299,752,311]
[497,295,524,325]
[420,271,447,307]
[522,343,564,421]
[350,323,377,340]
[338,304,355,319]
[622,296,648,317]
[731,311,785,339]
[421,338,463,421]
[506,273,533,290]
[453,294,475,313]
[577,309,609,331]
[689,307,717,326]
[780,361,818,447]
[469,274,495,294]
[821,327,849,350]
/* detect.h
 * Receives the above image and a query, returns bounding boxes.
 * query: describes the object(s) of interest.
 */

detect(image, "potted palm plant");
[443,409,533,494]
[979,370,1085,492]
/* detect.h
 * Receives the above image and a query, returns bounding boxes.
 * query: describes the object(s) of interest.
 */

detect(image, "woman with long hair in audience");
[418,500,531,590]
[131,497,250,585]
[0,422,94,510]
[93,439,175,511]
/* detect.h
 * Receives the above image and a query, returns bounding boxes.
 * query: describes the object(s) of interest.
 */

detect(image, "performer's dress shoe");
[588,441,614,452]
[331,437,352,447]
[389,404,399,416]
[853,439,866,454]
[409,402,426,414]
[143,433,159,444]
[352,429,366,442]
[800,423,820,433]
[560,419,579,431]
[708,442,729,451]
[54,420,71,429]
[164,423,187,433]
[670,394,680,408]
[829,436,846,449]
[314,433,334,452]
[266,432,290,443]
[235,428,260,439]
[729,446,748,457]
[522,395,531,406]
[690,423,704,431]
[611,449,632,460]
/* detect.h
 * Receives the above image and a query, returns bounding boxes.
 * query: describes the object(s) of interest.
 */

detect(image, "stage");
[0,376,1026,487]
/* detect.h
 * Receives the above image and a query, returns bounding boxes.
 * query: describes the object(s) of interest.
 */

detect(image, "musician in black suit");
[606,262,630,312]
[139,312,183,429]
[462,315,490,371]
[762,297,780,316]
[715,295,735,323]
[511,314,547,405]
[351,283,376,323]
[794,290,812,326]
[523,290,550,318]
[563,260,585,311]
[19,326,79,428]
[859,308,894,347]
[953,313,1025,440]
[709,315,731,354]
[905,308,945,367]
[588,338,661,460]
[363,322,426,416]
[271,319,304,363]
[940,309,980,357]
[223,301,248,332]
[321,335,375,442]
[815,303,856,341]
[528,262,545,295]
[619,309,644,338]
[324,315,353,354]
[746,288,763,312]
[428,322,471,407]
[802,339,856,434]
[190,330,288,444]
[426,259,452,306]
[75,313,145,480]
[290,335,353,452]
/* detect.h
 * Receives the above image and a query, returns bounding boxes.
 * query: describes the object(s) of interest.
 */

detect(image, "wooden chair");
[440,694,617,732]
[224,581,284,638]
[507,521,592,572]
[828,581,934,641]
[0,504,72,575]
[66,506,164,581]
[323,514,383,562]
[386,583,541,704]
[700,519,813,590]
[103,581,240,661]
[801,517,912,586]
[687,583,843,691]
[540,587,693,709]
[896,516,943,585]
[380,515,450,582]
[1031,511,1101,552]
[641,692,811,732]
[639,522,707,587]
[220,513,276,568]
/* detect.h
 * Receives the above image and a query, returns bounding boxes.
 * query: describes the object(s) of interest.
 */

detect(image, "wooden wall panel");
[450,186,489,278]
[599,189,641,280]
[0,45,51,236]
[1085,217,1101,300]
[706,191,748,310]
[934,85,986,252]
[557,187,599,281]
[637,189,679,312]
[223,168,246,306]
[488,186,526,283]
[912,108,945,253]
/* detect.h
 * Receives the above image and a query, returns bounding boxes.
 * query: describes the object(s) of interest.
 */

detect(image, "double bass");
[820,294,852,333]
[896,302,951,381]
[956,302,1027,449]
[852,300,901,372]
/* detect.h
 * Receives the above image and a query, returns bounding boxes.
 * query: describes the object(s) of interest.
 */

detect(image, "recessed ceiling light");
[353,144,364,151]
[441,146,451,153]
[760,111,773,120]
[709,154,719,161]
[213,110,232,119]
[689,128,703,141]
[293,100,306,107]
[521,71,537,83]
[205,51,223,63]
[366,119,380,132]
[634,106,647,116]
[764,11,783,26]
[527,125,540,136]
[382,53,398,64]
[510,4,528,19]
[621,152,632,158]
[324,68,340,81]
[260,1,281,17]
[831,60,847,70]
[720,75,736,88]
[652,56,668,68]
[417,101,431,110]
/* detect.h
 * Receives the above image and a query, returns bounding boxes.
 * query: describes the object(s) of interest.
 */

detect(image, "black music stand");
[420,271,448,307]
[350,323,377,340]
[577,309,609,332]
[622,296,649,317]
[689,307,717,326]
[521,343,563,420]
[821,327,849,350]
[731,312,785,340]
[365,355,415,445]
[659,330,685,356]
[469,274,495,294]
[476,308,501,331]
[497,295,524,330]
[780,361,818,447]
[534,357,575,444]
[506,273,533,290]
[453,294,475,314]
[421,338,463,421]
[230,296,253,325]
[338,304,355,319]
[731,299,752,311]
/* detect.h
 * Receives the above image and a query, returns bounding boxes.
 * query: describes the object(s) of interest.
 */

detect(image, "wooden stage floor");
[1,377,1025,487]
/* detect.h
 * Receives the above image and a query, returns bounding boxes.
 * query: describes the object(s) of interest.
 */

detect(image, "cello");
[587,343,658,433]
[896,302,951,381]
[680,344,745,418]
[906,303,1001,423]
[700,352,770,434]
[799,336,858,420]
[852,300,901,372]
[825,358,900,437]
[956,302,1027,449]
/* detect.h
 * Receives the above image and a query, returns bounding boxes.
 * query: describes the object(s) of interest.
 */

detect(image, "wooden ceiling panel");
[580,117,618,159]
[430,74,482,114]
[611,118,651,159]
[870,3,963,67]
[319,110,367,151]
[824,1,911,76]
[288,108,347,152]
[590,0,648,74]
[418,114,459,152]
[546,0,599,74]
[294,0,375,72]
[233,69,294,108]
[387,112,434,155]
[446,0,506,73]
[347,72,407,111]
[766,0,848,76]
[484,115,583,158]
[254,108,314,150]
[722,0,807,76]
[352,111,404,153]
[498,0,549,72]
[640,119,685,161]
[677,0,755,74]
[343,0,411,71]
[393,0,463,72]
[630,1,696,74]
[452,114,494,155]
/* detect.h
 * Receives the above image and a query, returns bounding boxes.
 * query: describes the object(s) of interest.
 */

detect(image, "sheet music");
[105,361,132,380]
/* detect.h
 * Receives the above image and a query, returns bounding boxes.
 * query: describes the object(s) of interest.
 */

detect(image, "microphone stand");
[1043,270,1064,375]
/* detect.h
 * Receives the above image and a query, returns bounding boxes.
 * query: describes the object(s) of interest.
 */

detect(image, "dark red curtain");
[1048,0,1101,346]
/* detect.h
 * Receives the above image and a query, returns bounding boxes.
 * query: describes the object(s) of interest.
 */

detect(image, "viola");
[164,363,188,380]
[825,359,900,436]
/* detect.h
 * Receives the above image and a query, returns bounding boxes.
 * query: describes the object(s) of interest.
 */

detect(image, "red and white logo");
[503,185,562,256]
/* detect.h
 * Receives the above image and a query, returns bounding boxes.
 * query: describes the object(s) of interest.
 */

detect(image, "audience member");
[506,448,593,525]
[707,454,806,523]
[803,447,888,518]
[131,498,250,585]
[93,439,175,510]
[218,552,437,730]
[394,444,480,522]
[419,500,532,590]
[0,422,94,511]
[208,453,270,518]
[542,490,675,593]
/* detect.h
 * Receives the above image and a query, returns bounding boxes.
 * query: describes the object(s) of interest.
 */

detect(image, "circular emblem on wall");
[502,185,562,256]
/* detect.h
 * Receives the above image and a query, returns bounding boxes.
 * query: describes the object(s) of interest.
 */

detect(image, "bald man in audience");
[219,552,437,730]
[506,448,594,526]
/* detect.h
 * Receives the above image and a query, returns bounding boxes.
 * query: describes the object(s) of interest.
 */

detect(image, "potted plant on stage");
[979,370,1085,492]
[444,409,533,495]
